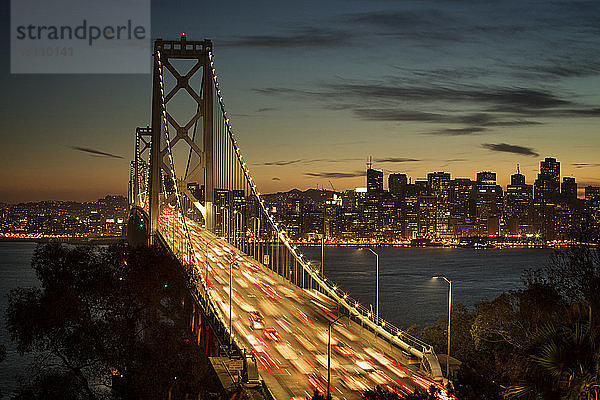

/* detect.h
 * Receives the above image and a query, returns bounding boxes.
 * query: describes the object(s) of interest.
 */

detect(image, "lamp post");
[361,248,379,323]
[232,210,238,248]
[229,254,234,353]
[327,313,343,399]
[321,235,325,276]
[249,216,258,260]
[433,276,452,377]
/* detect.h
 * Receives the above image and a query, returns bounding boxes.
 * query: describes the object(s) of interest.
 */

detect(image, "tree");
[410,245,600,399]
[525,246,600,326]
[311,389,328,400]
[505,305,600,400]
[0,344,5,399]
[362,385,438,400]
[7,242,221,399]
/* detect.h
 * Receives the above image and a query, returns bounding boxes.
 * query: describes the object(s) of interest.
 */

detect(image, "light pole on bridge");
[433,275,452,377]
[229,255,234,354]
[249,216,260,261]
[327,313,343,400]
[321,235,325,277]
[360,247,379,323]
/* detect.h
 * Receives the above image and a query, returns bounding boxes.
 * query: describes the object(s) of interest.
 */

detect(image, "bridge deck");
[159,213,453,399]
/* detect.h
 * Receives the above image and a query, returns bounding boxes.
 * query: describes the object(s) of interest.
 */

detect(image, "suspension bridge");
[127,35,450,400]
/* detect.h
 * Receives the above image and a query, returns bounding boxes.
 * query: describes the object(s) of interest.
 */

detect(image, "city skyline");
[2,0,600,203]
[0,152,596,203]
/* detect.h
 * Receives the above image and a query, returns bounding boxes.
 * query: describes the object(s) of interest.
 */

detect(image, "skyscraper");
[213,188,230,237]
[367,168,384,193]
[504,167,533,235]
[287,198,303,239]
[403,184,420,239]
[389,173,408,198]
[450,178,476,236]
[427,172,451,237]
[585,186,600,240]
[476,171,502,236]
[534,157,561,205]
[585,186,600,201]
[418,194,436,238]
[561,177,577,203]
[533,157,561,239]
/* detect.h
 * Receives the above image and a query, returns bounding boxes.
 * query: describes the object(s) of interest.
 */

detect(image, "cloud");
[70,146,123,159]
[257,107,278,112]
[392,66,491,82]
[375,157,420,163]
[258,79,589,112]
[481,120,542,127]
[255,79,600,132]
[481,143,539,157]
[350,108,541,127]
[345,9,466,45]
[260,158,361,166]
[352,109,446,122]
[223,28,355,49]
[427,127,487,136]
[511,58,600,81]
[262,159,304,166]
[272,177,281,181]
[572,163,600,169]
[325,83,571,110]
[305,171,365,179]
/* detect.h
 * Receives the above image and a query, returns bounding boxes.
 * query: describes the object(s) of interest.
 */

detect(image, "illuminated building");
[403,184,420,239]
[475,171,502,236]
[367,168,384,193]
[504,167,533,235]
[561,177,577,204]
[533,157,561,239]
[389,173,408,198]
[450,178,476,236]
[428,171,451,237]
[534,157,561,204]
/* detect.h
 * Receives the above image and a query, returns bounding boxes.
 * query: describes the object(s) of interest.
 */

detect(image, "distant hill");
[262,188,339,205]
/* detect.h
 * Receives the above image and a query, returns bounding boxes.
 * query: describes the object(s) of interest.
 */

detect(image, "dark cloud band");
[481,143,539,157]
[70,146,123,159]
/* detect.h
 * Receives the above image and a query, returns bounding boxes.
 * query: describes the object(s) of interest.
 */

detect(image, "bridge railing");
[314,268,434,354]
[156,221,248,360]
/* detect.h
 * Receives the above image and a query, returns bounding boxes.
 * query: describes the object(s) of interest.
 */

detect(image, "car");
[249,311,265,329]
[263,328,281,341]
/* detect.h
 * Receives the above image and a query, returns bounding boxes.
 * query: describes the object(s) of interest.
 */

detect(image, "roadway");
[159,210,454,400]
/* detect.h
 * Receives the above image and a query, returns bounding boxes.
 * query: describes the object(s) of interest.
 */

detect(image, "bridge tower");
[149,35,215,237]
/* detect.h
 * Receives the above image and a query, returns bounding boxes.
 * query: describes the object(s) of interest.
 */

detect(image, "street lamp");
[232,210,238,248]
[249,216,259,260]
[361,248,379,323]
[229,254,234,353]
[327,313,343,399]
[321,235,325,276]
[433,276,452,377]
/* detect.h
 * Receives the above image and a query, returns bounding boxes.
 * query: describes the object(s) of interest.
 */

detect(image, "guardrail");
[156,227,247,360]
[269,231,442,378]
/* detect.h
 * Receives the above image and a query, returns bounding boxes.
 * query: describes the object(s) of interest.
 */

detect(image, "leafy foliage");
[311,389,328,400]
[413,245,600,399]
[6,243,221,400]
[362,385,440,399]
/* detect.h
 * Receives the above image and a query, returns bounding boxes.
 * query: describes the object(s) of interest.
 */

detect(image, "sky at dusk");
[1,0,600,203]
